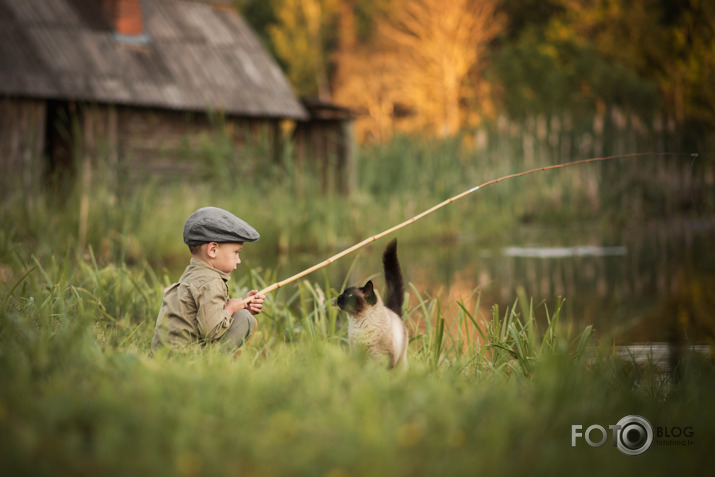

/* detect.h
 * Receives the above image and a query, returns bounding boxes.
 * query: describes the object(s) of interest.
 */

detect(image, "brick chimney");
[105,0,148,42]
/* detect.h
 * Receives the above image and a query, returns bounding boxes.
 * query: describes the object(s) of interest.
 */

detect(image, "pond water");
[248,219,715,345]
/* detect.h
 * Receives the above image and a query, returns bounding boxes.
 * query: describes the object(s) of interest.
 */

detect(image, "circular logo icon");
[615,415,653,455]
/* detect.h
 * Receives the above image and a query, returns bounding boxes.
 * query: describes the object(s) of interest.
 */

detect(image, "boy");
[151,207,266,353]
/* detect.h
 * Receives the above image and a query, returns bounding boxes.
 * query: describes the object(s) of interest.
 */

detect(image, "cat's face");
[337,280,377,315]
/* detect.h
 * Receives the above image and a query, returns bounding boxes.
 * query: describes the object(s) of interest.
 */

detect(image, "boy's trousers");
[221,309,257,351]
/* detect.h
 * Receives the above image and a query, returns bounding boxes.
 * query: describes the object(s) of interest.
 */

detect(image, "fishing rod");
[245,152,693,302]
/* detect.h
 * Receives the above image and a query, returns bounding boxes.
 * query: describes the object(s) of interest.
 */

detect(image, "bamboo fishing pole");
[245,152,691,302]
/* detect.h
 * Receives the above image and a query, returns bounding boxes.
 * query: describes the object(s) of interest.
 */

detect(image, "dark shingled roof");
[0,0,308,119]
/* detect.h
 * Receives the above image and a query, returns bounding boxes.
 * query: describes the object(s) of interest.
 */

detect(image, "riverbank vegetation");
[1,241,713,475]
[4,119,710,270]
[2,128,714,474]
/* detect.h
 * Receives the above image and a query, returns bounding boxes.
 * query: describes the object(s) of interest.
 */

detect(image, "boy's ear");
[206,242,219,258]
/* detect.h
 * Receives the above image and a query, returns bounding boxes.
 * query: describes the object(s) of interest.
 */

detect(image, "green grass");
[1,249,713,476]
[1,131,713,475]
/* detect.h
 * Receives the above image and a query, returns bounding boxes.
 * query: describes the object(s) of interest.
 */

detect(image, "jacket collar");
[189,257,232,282]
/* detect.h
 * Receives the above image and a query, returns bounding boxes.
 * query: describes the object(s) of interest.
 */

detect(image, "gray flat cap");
[183,207,260,246]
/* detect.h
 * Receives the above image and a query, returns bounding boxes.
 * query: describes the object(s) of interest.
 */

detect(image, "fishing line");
[246,152,692,302]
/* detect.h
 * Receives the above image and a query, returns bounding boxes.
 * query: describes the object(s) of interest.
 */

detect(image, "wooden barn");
[0,0,354,202]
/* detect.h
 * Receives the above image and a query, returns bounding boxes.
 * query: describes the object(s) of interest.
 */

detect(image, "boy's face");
[208,242,244,274]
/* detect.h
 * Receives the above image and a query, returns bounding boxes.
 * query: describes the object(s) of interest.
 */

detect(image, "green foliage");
[233,0,279,51]
[1,248,713,475]
[1,123,712,473]
[490,29,661,119]
[266,0,340,98]
[1,125,713,474]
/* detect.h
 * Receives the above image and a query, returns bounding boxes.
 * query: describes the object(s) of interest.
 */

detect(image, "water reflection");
[502,245,627,258]
[418,220,714,344]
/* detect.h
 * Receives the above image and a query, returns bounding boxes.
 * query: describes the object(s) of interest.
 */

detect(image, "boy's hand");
[245,290,265,315]
[224,298,247,315]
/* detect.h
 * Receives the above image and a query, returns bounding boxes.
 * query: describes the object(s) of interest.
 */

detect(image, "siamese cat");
[336,239,408,369]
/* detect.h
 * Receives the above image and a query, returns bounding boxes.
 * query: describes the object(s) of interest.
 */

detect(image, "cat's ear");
[363,280,377,305]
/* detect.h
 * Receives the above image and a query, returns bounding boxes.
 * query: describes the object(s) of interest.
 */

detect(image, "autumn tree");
[333,0,505,141]
[239,0,714,141]
[383,0,505,136]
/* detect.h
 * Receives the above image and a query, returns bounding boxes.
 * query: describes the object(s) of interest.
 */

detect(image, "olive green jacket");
[151,258,235,350]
